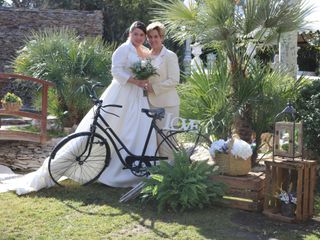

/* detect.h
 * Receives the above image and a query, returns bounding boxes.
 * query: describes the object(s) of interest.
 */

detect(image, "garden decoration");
[275,183,297,218]
[273,102,303,160]
[263,103,317,222]
[0,73,55,144]
[1,92,23,112]
[210,135,252,176]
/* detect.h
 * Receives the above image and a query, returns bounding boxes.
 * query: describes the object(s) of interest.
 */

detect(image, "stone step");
[0,117,32,125]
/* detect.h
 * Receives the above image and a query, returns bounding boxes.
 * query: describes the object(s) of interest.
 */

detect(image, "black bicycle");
[48,84,211,186]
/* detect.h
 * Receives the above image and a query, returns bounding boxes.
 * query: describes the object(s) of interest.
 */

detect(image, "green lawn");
[0,183,319,240]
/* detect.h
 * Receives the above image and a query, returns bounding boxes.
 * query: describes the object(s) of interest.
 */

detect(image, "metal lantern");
[273,103,303,161]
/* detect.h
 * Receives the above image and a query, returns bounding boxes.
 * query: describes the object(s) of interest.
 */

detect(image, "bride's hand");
[137,80,149,88]
[128,77,149,88]
[145,83,154,93]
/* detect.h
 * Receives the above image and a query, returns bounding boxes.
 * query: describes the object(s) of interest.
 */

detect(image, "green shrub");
[179,55,303,148]
[296,79,320,158]
[140,150,226,213]
[13,27,115,125]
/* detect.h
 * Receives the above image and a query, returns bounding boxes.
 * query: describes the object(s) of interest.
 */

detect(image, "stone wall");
[0,138,62,171]
[0,7,103,71]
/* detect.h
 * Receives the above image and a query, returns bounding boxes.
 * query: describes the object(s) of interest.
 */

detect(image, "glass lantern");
[273,103,303,161]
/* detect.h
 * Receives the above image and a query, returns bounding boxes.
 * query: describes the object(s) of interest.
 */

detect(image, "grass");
[0,182,319,240]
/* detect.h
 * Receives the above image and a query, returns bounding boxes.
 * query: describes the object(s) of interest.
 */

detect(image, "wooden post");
[40,84,49,144]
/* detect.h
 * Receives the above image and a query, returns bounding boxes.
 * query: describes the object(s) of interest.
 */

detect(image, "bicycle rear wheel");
[48,132,110,187]
[154,130,212,163]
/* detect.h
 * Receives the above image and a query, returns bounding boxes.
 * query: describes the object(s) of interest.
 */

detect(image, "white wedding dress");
[0,40,157,195]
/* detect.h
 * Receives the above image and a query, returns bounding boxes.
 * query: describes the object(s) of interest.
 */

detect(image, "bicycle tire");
[48,132,110,187]
[155,130,212,163]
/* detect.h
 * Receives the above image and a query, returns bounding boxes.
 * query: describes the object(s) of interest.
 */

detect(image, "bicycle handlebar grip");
[91,83,105,99]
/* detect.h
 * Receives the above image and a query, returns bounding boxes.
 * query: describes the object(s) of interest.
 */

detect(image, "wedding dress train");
[0,80,157,195]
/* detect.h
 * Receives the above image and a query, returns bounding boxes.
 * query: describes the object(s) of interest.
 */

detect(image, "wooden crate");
[211,172,265,212]
[263,159,317,223]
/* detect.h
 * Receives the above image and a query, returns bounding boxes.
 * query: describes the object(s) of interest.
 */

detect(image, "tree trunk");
[233,105,253,144]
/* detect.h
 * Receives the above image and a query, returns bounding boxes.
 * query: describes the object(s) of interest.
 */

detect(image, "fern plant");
[140,150,226,213]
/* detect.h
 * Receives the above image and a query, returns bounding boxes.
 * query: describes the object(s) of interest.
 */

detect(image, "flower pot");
[2,102,21,112]
[280,202,296,218]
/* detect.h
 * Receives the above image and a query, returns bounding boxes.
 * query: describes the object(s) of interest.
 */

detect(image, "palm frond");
[153,0,199,43]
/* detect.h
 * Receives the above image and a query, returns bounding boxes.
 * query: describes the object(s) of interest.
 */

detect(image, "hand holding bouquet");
[130,58,158,96]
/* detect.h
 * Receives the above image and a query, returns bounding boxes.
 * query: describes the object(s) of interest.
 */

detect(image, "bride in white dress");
[0,21,157,195]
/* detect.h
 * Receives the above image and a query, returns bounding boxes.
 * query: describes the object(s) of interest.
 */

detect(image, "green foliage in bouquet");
[140,150,226,213]
[130,58,158,80]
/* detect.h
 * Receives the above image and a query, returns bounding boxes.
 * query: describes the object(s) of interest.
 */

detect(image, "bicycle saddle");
[141,108,165,120]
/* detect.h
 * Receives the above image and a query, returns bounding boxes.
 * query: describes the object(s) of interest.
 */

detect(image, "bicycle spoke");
[155,131,211,163]
[48,132,110,187]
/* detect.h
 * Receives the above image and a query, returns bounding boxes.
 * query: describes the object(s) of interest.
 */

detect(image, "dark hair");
[129,21,146,35]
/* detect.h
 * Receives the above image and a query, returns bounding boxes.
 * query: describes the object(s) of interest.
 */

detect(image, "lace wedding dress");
[0,40,157,195]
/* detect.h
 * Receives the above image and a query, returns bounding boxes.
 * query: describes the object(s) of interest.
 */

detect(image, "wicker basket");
[214,138,251,176]
[2,102,21,112]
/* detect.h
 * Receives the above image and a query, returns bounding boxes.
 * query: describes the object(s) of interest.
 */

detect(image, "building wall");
[0,7,103,71]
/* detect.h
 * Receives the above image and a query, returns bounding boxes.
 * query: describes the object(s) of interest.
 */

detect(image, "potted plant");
[1,92,23,111]
[275,183,297,218]
[209,135,253,176]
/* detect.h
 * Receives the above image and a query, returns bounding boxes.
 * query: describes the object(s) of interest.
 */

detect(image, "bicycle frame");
[89,102,168,168]
[48,84,210,186]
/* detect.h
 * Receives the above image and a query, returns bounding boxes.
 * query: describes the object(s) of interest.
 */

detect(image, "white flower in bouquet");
[141,60,147,68]
[130,58,158,80]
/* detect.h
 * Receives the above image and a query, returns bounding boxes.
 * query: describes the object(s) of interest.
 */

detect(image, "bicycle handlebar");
[102,104,122,109]
[90,83,104,101]
[89,83,123,109]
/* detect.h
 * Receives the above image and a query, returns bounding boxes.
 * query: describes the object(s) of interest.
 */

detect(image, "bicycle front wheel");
[155,131,212,163]
[48,132,110,187]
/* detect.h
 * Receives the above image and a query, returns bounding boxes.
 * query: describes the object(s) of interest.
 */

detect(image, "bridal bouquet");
[130,58,158,96]
[130,58,158,80]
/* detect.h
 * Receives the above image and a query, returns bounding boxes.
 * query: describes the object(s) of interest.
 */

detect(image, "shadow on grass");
[20,181,320,240]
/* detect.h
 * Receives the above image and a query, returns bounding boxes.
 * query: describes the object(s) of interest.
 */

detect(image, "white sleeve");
[111,45,131,85]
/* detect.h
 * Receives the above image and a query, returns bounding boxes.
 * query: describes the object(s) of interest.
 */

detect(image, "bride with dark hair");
[0,21,158,194]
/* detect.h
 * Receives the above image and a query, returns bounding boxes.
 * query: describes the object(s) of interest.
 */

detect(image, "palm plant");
[13,27,114,125]
[178,54,232,139]
[180,53,305,155]
[154,0,310,143]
